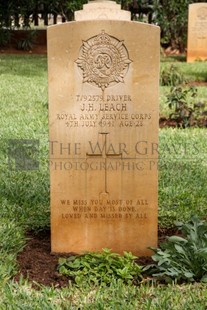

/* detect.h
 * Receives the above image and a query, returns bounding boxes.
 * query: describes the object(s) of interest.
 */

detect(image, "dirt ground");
[14,227,178,288]
[0,45,47,55]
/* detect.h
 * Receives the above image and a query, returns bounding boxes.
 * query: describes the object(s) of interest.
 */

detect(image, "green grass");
[159,128,207,227]
[0,54,206,307]
[161,55,207,82]
[0,55,49,232]
[0,280,207,309]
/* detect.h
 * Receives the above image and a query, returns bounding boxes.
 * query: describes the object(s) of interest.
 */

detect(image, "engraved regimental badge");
[76,30,131,91]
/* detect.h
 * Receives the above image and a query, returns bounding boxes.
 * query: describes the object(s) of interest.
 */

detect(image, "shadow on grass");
[0,54,47,77]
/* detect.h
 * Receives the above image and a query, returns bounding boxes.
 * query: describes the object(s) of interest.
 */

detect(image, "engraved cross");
[86,132,122,194]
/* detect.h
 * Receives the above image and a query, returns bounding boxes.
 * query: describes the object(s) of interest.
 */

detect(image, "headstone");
[75,0,131,21]
[187,3,207,62]
[48,1,160,256]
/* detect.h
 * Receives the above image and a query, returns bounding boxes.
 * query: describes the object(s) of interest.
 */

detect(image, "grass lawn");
[0,54,206,308]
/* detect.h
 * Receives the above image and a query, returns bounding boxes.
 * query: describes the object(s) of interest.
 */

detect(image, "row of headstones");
[47,1,206,256]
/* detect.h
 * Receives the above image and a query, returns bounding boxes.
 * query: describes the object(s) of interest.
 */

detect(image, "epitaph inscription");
[192,7,207,38]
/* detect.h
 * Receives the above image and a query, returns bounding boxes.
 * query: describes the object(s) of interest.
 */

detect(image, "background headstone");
[75,0,131,21]
[187,3,207,62]
[48,1,160,256]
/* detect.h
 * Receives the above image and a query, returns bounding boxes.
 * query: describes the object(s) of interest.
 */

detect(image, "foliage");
[160,64,187,86]
[57,0,87,21]
[166,86,207,127]
[145,217,207,283]
[0,0,203,52]
[16,30,37,51]
[58,248,142,286]
[0,0,87,27]
[0,28,12,47]
[0,1,36,28]
[0,1,14,28]
[152,0,201,51]
[167,86,197,124]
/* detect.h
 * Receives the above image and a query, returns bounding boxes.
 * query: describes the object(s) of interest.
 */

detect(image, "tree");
[53,0,87,21]
[152,0,202,52]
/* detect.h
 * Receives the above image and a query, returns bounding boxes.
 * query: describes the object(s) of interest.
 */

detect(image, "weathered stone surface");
[48,8,159,256]
[187,3,207,62]
[75,0,130,21]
